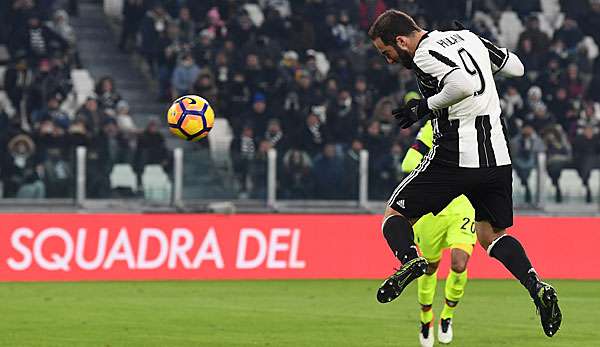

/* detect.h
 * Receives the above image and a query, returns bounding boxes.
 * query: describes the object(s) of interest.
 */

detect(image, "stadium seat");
[142,164,172,201]
[0,65,6,87]
[71,69,95,105]
[110,164,137,192]
[208,117,233,167]
[556,169,600,202]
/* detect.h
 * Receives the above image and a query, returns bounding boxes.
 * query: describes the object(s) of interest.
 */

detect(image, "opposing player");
[369,10,561,337]
[403,118,476,346]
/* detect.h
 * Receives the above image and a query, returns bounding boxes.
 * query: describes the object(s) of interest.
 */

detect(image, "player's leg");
[377,206,428,303]
[413,214,445,347]
[439,208,476,344]
[417,260,439,347]
[377,161,461,304]
[469,165,561,337]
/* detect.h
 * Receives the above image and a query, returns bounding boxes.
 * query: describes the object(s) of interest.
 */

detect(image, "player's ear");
[395,35,407,49]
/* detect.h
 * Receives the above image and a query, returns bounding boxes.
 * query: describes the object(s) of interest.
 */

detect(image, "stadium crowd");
[0,0,170,199]
[2,0,600,203]
[122,0,600,202]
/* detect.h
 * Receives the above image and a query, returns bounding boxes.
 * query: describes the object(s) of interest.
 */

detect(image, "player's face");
[373,37,413,69]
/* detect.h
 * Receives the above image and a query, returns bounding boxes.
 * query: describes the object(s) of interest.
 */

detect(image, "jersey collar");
[415,31,431,50]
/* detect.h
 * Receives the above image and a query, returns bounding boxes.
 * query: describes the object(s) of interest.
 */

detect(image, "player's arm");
[478,35,524,77]
[393,50,475,128]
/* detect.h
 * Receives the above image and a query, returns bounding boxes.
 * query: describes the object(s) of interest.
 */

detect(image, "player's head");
[368,10,423,69]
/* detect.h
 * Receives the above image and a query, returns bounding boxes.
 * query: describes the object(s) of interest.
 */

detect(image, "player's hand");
[392,98,431,129]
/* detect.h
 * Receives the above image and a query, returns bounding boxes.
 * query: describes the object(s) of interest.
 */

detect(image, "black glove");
[392,98,431,129]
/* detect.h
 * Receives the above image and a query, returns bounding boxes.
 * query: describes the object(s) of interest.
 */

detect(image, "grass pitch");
[0,279,598,346]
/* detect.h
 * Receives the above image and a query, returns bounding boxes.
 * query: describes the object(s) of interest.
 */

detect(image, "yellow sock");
[418,269,437,323]
[441,269,468,319]
[420,306,434,324]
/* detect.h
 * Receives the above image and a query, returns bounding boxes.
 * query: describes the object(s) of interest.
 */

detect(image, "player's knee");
[450,249,469,273]
[451,259,467,273]
[426,261,439,275]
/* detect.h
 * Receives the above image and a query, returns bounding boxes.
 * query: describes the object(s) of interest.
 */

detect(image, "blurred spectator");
[119,0,145,51]
[31,96,70,130]
[517,16,550,55]
[249,140,272,199]
[297,112,327,157]
[139,4,171,75]
[231,124,257,196]
[175,7,195,43]
[327,90,359,146]
[171,53,200,97]
[375,142,405,197]
[2,134,42,198]
[95,76,121,113]
[541,125,572,202]
[10,15,68,65]
[342,138,363,199]
[312,143,344,199]
[575,101,600,136]
[46,9,76,50]
[361,120,389,163]
[511,125,545,203]
[263,118,287,153]
[527,104,555,134]
[4,54,33,110]
[561,64,585,100]
[554,17,584,51]
[76,97,104,135]
[134,118,168,181]
[548,88,577,133]
[192,70,219,111]
[41,147,72,198]
[281,149,314,199]
[572,126,600,203]
[242,92,272,136]
[115,100,137,137]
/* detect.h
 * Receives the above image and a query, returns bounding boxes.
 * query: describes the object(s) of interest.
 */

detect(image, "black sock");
[382,215,418,263]
[489,235,537,294]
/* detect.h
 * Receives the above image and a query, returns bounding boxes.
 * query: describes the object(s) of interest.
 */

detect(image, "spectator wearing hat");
[115,100,137,137]
[243,92,272,136]
[2,133,41,198]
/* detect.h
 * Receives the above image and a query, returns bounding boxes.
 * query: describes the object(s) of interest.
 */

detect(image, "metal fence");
[1,146,598,215]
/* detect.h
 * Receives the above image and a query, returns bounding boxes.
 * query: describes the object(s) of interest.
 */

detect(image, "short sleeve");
[413,49,460,89]
[477,36,509,74]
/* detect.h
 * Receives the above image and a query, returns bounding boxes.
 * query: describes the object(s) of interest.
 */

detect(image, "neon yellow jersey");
[401,121,472,216]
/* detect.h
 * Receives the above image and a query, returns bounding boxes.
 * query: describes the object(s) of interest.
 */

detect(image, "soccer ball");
[167,95,215,141]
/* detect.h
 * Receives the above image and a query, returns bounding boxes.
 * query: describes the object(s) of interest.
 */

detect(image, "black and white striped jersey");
[412,29,512,168]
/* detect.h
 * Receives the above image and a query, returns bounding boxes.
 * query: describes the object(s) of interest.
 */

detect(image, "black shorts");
[388,159,513,229]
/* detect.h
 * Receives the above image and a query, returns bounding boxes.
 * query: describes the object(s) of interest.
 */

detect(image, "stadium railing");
[1,147,598,215]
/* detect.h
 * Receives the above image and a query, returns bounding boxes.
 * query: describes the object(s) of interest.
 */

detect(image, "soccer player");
[403,118,476,346]
[368,10,562,337]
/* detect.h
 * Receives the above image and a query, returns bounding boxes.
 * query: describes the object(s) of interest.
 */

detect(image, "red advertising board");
[0,214,597,281]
